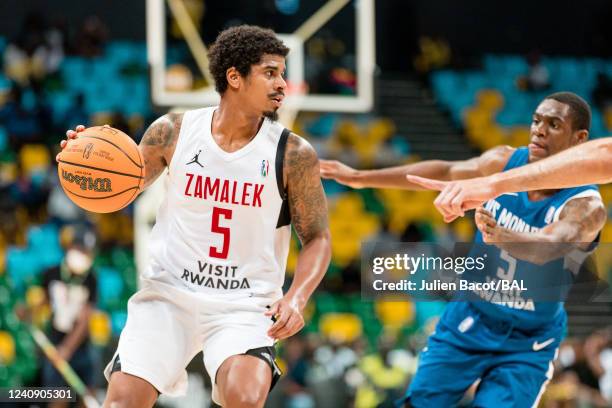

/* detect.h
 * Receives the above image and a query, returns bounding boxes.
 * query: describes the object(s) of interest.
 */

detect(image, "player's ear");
[226,67,241,90]
[573,129,589,145]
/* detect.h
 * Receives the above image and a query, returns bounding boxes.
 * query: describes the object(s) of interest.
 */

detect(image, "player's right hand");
[319,159,364,188]
[56,124,86,162]
[407,175,499,222]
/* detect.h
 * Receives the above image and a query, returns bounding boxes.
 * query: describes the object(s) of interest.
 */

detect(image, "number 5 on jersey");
[210,207,232,259]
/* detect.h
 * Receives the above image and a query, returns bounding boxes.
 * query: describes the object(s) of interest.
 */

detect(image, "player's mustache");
[268,92,285,98]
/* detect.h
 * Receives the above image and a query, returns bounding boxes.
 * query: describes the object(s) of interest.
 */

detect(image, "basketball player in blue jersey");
[321,92,607,407]
[404,135,612,221]
[59,26,331,408]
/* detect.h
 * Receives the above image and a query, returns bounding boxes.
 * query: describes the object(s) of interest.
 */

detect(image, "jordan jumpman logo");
[186,150,204,167]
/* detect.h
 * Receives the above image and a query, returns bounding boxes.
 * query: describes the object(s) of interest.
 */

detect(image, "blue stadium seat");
[0,74,10,94]
[48,91,76,124]
[6,248,43,294]
[106,41,141,65]
[0,126,7,152]
[306,113,339,138]
[26,225,63,269]
[390,135,411,155]
[591,109,607,138]
[110,311,127,335]
[61,58,87,90]
[97,267,124,310]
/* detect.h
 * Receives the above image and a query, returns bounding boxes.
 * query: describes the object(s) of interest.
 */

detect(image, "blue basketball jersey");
[465,147,600,330]
[400,146,601,408]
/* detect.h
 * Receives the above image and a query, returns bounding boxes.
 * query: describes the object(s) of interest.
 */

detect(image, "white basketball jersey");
[145,107,291,303]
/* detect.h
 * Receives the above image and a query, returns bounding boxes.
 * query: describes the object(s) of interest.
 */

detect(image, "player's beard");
[263,109,279,121]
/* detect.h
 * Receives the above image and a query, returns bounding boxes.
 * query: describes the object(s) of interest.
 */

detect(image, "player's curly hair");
[208,25,289,94]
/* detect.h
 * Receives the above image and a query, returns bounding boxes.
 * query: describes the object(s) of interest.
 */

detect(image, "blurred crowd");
[1,10,612,408]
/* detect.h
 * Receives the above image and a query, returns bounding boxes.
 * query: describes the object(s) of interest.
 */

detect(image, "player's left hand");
[475,207,500,243]
[265,297,305,340]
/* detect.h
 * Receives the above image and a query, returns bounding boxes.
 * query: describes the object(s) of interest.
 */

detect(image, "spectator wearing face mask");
[40,224,98,408]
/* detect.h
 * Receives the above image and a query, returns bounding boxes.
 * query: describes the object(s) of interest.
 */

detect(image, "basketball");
[57,126,145,213]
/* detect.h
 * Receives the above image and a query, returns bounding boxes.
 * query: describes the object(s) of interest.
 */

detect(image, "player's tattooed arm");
[139,112,183,189]
[266,134,331,340]
[477,196,606,264]
[285,134,331,307]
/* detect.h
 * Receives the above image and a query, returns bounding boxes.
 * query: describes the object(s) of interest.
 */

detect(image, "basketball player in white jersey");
[59,25,331,407]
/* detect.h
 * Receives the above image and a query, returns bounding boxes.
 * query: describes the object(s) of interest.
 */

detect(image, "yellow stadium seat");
[477,89,504,112]
[0,331,16,365]
[375,299,415,330]
[368,119,396,143]
[478,124,506,151]
[453,217,475,241]
[359,354,409,388]
[19,144,50,176]
[319,313,363,343]
[0,245,5,276]
[89,310,111,346]
[601,221,612,243]
[285,238,299,276]
[355,384,383,408]
[330,193,380,266]
[605,107,612,131]
[508,126,530,147]
[25,286,45,308]
[91,112,114,126]
[599,184,612,207]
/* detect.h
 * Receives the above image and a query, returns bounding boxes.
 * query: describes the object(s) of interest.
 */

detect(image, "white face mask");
[65,249,93,275]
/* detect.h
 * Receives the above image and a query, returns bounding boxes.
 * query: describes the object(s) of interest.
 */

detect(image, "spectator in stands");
[40,224,98,408]
[278,336,314,408]
[355,334,410,407]
[109,111,130,134]
[583,329,612,404]
[43,18,67,74]
[3,12,47,86]
[3,11,64,85]
[62,93,88,131]
[75,16,109,58]
[47,173,86,226]
[544,335,611,406]
[413,36,451,74]
[0,85,46,151]
[517,51,550,92]
[9,162,50,221]
[593,72,612,111]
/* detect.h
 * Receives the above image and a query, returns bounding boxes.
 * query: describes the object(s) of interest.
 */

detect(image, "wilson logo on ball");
[62,170,112,192]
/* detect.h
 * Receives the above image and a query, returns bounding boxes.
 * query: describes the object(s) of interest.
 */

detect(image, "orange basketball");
[57,126,145,213]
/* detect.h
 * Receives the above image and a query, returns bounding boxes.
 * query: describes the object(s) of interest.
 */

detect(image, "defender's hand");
[407,175,498,223]
[319,159,364,188]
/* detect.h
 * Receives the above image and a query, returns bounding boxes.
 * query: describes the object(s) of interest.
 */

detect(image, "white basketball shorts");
[103,276,278,404]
